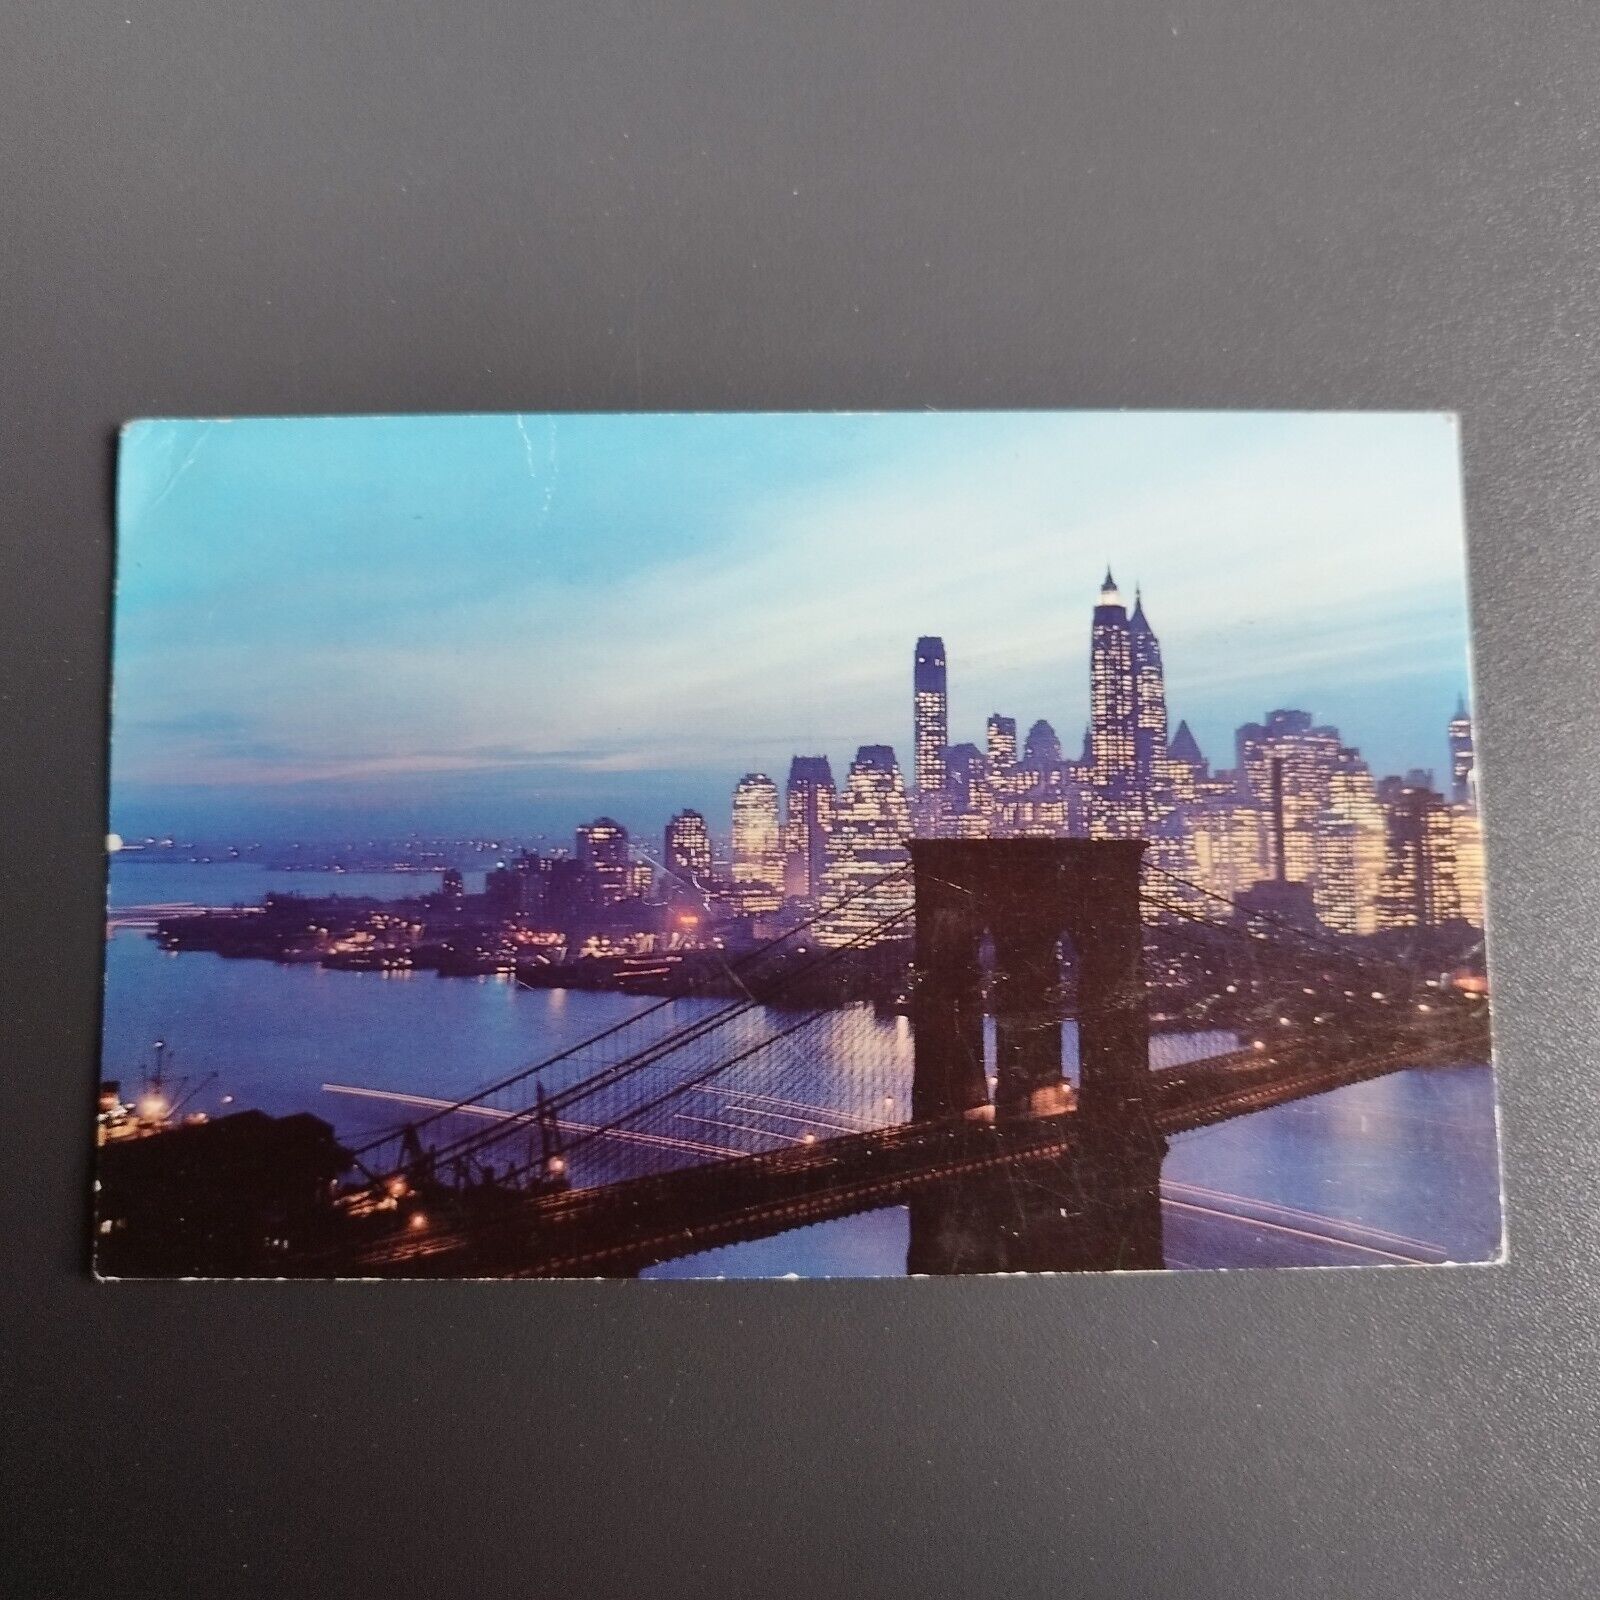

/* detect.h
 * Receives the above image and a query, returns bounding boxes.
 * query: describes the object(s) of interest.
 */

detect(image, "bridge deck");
[335,1031,1481,1278]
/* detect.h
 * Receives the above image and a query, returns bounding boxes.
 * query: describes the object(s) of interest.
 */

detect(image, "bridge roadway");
[339,1024,1486,1278]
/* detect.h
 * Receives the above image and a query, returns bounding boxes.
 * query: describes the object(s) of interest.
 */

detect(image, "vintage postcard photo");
[97,412,1500,1277]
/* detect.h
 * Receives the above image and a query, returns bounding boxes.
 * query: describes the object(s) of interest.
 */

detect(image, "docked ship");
[96,1039,220,1145]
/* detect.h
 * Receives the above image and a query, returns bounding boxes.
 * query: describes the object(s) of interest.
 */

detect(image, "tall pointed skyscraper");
[1129,587,1169,784]
[1448,695,1475,806]
[1089,570,1139,836]
[913,636,949,797]
[1090,571,1136,779]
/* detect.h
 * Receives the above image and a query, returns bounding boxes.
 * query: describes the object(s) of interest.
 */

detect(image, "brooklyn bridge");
[287,838,1489,1278]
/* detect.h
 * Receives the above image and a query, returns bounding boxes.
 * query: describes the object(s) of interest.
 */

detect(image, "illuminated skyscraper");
[1314,748,1387,935]
[1089,570,1139,836]
[731,773,783,912]
[1129,588,1168,784]
[1449,695,1475,806]
[815,745,913,948]
[1235,710,1343,883]
[1166,719,1206,803]
[986,713,1018,773]
[663,809,712,882]
[1189,799,1273,902]
[913,636,949,797]
[1452,804,1486,927]
[1377,778,1462,929]
[1090,571,1136,778]
[575,817,631,905]
[782,755,836,901]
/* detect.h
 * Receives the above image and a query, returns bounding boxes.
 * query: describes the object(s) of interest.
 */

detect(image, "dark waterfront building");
[544,856,599,932]
[913,635,949,797]
[783,755,836,901]
[439,867,465,900]
[484,861,519,914]
[485,849,545,917]
[96,1110,350,1277]
[944,742,987,813]
[1022,718,1063,768]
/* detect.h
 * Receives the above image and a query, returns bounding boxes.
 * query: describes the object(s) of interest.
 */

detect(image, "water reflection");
[103,862,1503,1278]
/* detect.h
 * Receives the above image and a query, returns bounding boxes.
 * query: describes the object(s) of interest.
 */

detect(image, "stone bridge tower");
[908,838,1164,1273]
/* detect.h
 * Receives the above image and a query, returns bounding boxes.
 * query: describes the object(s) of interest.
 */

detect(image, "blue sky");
[111,410,1473,845]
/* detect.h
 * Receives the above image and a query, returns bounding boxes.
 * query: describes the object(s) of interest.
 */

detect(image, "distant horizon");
[111,411,1474,846]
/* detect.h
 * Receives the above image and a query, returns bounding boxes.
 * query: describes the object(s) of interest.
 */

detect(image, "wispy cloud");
[109,412,1471,835]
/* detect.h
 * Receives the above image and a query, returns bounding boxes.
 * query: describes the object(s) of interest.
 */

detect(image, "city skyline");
[111,411,1472,843]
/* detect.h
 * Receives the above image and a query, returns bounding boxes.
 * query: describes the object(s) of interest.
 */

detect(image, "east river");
[104,859,1505,1277]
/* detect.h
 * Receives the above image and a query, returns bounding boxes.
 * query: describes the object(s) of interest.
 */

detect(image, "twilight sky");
[110,410,1473,845]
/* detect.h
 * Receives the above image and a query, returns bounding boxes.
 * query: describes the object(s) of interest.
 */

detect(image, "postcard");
[96,412,1501,1277]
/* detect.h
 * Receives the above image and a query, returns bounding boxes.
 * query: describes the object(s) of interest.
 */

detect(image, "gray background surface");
[2,3,1597,1596]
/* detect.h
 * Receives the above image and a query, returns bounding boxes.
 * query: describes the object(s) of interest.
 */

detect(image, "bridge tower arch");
[909,839,1153,1130]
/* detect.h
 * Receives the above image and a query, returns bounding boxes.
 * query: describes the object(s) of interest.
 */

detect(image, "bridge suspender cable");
[348,862,913,1162]
[375,895,916,1184]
